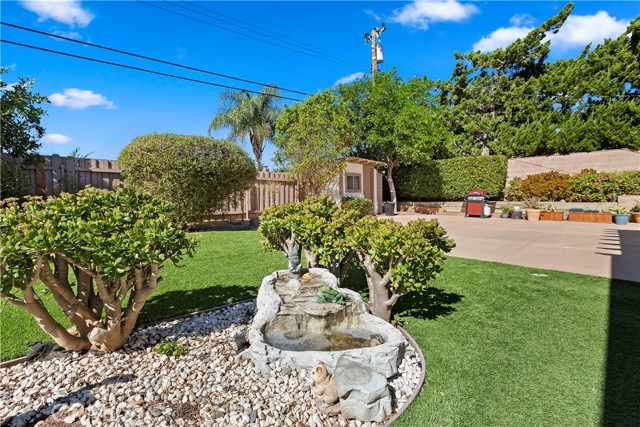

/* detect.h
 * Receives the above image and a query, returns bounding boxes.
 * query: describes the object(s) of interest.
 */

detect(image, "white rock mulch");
[0,301,422,427]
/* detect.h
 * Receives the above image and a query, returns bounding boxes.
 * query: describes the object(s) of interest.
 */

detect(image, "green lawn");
[1,230,638,426]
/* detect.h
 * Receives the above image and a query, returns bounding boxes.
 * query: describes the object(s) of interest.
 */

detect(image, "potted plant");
[523,197,541,221]
[540,203,563,221]
[631,200,640,223]
[500,205,514,219]
[609,206,631,225]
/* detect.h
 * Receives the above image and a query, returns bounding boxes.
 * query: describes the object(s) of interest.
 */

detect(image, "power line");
[136,0,363,71]
[178,0,361,65]
[1,21,311,97]
[1,39,304,102]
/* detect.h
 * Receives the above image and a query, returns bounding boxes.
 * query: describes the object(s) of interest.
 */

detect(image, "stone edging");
[382,326,427,426]
[0,298,257,370]
[0,299,428,427]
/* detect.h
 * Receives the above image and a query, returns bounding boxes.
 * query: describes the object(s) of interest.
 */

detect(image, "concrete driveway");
[385,213,640,282]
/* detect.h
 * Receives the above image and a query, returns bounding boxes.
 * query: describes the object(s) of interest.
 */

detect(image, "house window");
[346,173,361,192]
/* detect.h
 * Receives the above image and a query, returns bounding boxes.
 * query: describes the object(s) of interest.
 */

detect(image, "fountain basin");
[246,268,407,378]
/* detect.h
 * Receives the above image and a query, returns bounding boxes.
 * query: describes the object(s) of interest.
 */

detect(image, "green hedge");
[395,156,508,201]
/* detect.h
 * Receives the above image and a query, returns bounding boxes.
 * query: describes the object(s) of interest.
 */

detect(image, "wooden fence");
[2,155,298,218]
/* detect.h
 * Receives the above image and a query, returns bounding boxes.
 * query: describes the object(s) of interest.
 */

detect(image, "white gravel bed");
[1,301,422,427]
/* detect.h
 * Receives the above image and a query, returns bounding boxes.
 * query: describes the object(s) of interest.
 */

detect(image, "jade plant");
[259,196,360,282]
[346,217,455,322]
[0,187,197,352]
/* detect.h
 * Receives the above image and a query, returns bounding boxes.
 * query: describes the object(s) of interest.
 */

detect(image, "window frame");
[345,173,362,193]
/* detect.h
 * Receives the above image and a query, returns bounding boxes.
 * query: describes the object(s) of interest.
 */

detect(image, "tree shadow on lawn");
[342,266,463,321]
[138,283,257,324]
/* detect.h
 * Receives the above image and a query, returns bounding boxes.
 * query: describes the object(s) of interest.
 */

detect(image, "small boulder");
[334,357,391,422]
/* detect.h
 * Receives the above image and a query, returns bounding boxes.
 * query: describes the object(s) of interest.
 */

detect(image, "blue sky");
[2,1,638,167]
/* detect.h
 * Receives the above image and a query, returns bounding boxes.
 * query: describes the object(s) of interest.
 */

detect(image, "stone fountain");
[245,249,409,422]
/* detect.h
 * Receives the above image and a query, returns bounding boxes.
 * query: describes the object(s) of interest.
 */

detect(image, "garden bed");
[0,301,423,427]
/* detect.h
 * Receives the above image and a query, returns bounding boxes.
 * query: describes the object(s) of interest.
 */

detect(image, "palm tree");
[208,86,281,171]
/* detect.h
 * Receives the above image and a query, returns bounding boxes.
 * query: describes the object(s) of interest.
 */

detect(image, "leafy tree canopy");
[339,69,449,205]
[274,89,353,196]
[0,68,48,163]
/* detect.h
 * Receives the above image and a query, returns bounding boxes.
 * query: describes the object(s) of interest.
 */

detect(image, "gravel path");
[1,301,422,427]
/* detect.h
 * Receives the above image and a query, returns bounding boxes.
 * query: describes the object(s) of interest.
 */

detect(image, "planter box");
[568,212,612,223]
[540,211,564,221]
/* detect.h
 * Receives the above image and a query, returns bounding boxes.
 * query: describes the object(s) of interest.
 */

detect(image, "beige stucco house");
[327,157,386,215]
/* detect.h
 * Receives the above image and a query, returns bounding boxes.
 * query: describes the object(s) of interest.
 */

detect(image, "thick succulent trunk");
[360,254,394,322]
[1,257,162,352]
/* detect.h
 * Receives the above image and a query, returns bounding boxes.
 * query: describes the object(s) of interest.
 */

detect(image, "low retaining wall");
[398,201,633,215]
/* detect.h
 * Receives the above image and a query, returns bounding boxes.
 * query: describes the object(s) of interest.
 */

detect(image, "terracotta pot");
[526,209,541,221]
[631,212,640,223]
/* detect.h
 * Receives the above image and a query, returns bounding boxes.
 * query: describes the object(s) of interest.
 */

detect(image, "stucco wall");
[507,149,640,181]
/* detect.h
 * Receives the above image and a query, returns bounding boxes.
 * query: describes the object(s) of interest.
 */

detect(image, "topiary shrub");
[520,171,571,201]
[0,187,197,352]
[346,217,455,322]
[566,170,640,202]
[341,197,373,217]
[118,133,256,225]
[395,155,508,201]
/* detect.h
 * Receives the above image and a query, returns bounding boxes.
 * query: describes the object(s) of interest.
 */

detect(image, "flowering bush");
[566,170,640,202]
[520,171,571,201]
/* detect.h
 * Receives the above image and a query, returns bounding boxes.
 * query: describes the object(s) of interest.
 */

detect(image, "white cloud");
[473,25,533,52]
[387,0,479,30]
[51,28,83,40]
[472,11,629,53]
[20,0,94,27]
[49,88,115,110]
[334,72,365,86]
[42,133,72,144]
[549,12,629,50]
[510,14,535,27]
[364,10,383,22]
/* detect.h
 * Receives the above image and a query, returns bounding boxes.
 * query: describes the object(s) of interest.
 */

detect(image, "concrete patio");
[385,213,640,283]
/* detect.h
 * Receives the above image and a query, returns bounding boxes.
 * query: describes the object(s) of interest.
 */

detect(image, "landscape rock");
[334,357,392,423]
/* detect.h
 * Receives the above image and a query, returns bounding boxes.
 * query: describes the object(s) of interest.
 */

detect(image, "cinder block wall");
[507,149,640,181]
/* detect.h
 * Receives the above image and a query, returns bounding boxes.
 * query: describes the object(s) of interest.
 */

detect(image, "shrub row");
[505,170,640,202]
[395,155,508,201]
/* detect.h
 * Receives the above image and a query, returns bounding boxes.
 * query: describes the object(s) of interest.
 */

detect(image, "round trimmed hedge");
[118,133,256,224]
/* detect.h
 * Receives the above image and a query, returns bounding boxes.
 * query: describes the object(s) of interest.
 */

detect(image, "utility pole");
[364,23,386,84]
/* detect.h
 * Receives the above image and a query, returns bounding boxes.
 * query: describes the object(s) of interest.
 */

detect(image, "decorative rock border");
[0,299,427,426]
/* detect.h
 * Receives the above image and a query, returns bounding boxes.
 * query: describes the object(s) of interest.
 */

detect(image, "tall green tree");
[274,90,353,196]
[437,3,574,157]
[0,68,48,163]
[209,86,281,170]
[339,69,449,207]
[542,16,640,153]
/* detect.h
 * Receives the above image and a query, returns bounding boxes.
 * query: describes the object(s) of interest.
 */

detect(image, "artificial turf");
[0,230,638,425]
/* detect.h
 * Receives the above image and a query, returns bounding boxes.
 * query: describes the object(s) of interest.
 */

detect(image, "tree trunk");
[249,130,262,171]
[360,255,393,322]
[385,163,397,214]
